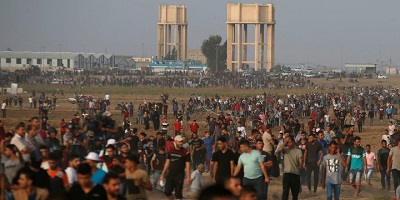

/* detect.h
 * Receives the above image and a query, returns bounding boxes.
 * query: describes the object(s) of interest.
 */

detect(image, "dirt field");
[1,76,399,199]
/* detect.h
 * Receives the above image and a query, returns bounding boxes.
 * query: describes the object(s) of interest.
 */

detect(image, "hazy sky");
[0,0,399,68]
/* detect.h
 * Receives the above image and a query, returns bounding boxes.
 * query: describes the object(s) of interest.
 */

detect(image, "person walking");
[1,100,6,118]
[160,135,191,200]
[387,139,400,193]
[233,140,270,200]
[321,141,347,200]
[346,136,367,198]
[277,135,303,200]
[365,144,376,186]
[212,137,235,185]
[303,133,323,194]
[377,140,391,190]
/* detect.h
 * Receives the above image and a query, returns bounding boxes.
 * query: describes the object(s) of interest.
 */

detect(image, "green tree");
[201,35,227,72]
[163,46,178,60]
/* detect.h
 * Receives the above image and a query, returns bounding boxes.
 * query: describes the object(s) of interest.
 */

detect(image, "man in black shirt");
[190,133,205,169]
[103,172,126,200]
[68,163,107,200]
[125,128,139,152]
[368,109,374,125]
[160,135,191,200]
[212,137,235,185]
[153,132,166,151]
[303,133,323,194]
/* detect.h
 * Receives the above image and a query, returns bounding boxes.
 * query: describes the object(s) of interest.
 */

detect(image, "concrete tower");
[227,3,275,72]
[157,5,188,60]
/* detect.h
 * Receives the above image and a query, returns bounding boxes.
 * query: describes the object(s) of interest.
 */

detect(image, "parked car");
[51,79,62,85]
[378,74,388,79]
[293,67,302,72]
[304,73,317,78]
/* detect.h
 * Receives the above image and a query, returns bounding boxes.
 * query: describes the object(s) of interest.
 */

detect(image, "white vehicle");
[293,67,302,72]
[76,68,84,73]
[378,74,388,79]
[51,79,62,85]
[304,73,317,78]
[281,71,291,76]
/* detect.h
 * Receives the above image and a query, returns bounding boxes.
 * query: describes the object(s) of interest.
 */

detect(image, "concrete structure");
[187,49,207,64]
[157,5,188,60]
[386,67,398,75]
[0,51,76,69]
[345,63,377,73]
[227,3,275,72]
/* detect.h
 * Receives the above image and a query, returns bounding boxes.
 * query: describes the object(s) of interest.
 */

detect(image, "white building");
[0,51,77,69]
[0,51,137,70]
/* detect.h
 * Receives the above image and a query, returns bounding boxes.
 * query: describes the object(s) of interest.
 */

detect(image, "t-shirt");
[166,147,191,176]
[91,168,107,184]
[389,147,400,170]
[190,170,202,191]
[10,134,30,162]
[212,149,235,180]
[48,167,68,194]
[125,169,149,200]
[151,153,166,171]
[323,154,342,184]
[128,135,140,151]
[190,139,204,156]
[68,183,107,200]
[4,158,22,186]
[382,135,390,145]
[396,185,400,198]
[282,147,303,175]
[305,142,322,164]
[317,139,328,155]
[347,146,366,170]
[377,148,390,167]
[262,132,273,153]
[238,150,264,179]
[202,137,214,154]
[65,167,77,184]
[365,152,376,169]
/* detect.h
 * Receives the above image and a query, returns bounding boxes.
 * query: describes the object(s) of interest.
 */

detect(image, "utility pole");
[141,43,145,61]
[215,45,219,72]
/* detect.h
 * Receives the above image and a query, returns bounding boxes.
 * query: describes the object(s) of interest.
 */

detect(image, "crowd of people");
[2,86,400,200]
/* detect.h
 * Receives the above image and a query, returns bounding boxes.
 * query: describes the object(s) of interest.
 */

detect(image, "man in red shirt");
[60,119,67,144]
[174,119,181,136]
[189,120,199,134]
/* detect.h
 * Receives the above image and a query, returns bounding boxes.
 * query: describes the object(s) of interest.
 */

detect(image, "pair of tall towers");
[157,3,275,72]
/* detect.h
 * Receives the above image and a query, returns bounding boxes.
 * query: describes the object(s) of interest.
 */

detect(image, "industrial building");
[0,51,136,70]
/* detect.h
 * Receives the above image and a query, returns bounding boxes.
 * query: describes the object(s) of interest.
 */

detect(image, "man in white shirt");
[11,124,32,162]
[324,114,330,127]
[1,100,6,118]
[65,154,81,186]
[237,121,246,138]
[189,164,204,192]
[28,96,33,110]
[262,125,274,154]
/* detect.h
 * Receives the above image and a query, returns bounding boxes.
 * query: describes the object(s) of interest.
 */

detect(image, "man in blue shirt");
[202,131,214,172]
[85,152,107,185]
[346,136,367,198]
[233,140,269,200]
